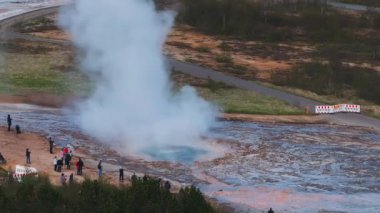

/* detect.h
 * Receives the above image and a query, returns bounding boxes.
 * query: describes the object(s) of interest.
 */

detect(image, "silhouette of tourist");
[119,167,124,182]
[131,172,137,182]
[65,153,71,169]
[268,208,274,213]
[164,180,171,191]
[7,114,12,131]
[97,160,103,177]
[26,148,31,164]
[15,125,21,134]
[69,173,74,184]
[77,158,84,175]
[53,156,57,171]
[48,137,54,154]
[60,173,66,185]
[0,152,6,164]
[57,158,63,172]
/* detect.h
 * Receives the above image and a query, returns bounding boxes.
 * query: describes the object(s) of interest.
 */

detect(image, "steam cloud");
[59,0,217,155]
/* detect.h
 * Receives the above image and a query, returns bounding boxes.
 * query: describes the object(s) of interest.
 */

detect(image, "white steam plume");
[59,0,217,154]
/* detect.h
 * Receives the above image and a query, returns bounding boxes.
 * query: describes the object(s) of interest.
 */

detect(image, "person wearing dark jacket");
[26,148,31,164]
[15,125,21,134]
[65,154,72,169]
[268,208,274,213]
[164,180,171,191]
[97,160,102,178]
[119,167,124,182]
[77,158,84,175]
[0,152,6,164]
[48,137,54,154]
[7,114,12,131]
[57,158,63,172]
[69,173,74,184]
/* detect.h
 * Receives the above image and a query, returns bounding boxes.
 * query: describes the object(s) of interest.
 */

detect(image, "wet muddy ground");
[1,103,379,212]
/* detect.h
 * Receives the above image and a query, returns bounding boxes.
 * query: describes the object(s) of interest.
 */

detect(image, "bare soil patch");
[0,127,108,185]
[222,113,327,124]
[165,26,313,81]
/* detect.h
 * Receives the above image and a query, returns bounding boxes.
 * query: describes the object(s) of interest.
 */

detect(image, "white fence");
[315,104,360,114]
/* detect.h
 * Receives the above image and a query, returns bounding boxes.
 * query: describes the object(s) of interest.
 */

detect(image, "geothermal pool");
[1,103,380,212]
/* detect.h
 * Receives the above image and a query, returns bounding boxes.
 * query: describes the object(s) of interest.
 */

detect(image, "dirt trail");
[0,127,127,185]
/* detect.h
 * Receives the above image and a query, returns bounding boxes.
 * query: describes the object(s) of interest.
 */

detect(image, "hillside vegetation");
[178,0,380,105]
[336,0,380,7]
[178,0,380,42]
[0,176,215,213]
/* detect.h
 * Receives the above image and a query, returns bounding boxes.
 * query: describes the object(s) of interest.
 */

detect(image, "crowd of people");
[3,114,275,212]
[4,114,172,188]
[53,149,88,184]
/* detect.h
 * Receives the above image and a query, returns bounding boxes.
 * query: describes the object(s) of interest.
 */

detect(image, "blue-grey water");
[1,103,380,212]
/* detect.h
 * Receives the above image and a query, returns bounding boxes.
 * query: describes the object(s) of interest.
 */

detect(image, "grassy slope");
[0,32,303,116]
[199,87,303,115]
[176,0,380,118]
[174,73,304,115]
[0,41,90,96]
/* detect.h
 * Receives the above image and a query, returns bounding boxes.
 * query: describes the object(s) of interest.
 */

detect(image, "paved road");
[1,4,380,131]
[169,59,380,130]
[328,0,380,13]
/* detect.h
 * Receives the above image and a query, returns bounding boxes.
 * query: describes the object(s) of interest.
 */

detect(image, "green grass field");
[0,41,90,96]
[0,37,303,116]
[198,87,304,115]
[173,72,304,115]
[260,82,380,119]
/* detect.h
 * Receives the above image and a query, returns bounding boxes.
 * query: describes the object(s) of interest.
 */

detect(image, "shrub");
[272,62,380,104]
[215,54,233,64]
[195,46,211,52]
[177,0,379,42]
[0,176,215,213]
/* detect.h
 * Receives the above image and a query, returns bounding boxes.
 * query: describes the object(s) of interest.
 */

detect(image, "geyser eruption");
[59,0,216,156]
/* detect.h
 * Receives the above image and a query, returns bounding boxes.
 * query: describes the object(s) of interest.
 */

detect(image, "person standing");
[0,152,6,164]
[268,208,274,213]
[63,147,68,155]
[7,114,12,131]
[26,148,31,164]
[48,137,54,154]
[69,173,74,184]
[57,158,63,172]
[97,160,102,178]
[59,149,64,159]
[77,158,84,175]
[53,156,58,171]
[164,180,171,191]
[60,173,66,185]
[15,125,21,134]
[131,172,137,183]
[65,153,71,170]
[119,167,124,182]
